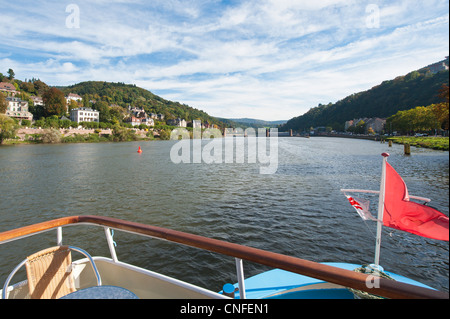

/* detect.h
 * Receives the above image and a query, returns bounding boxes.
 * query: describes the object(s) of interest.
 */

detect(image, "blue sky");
[0,0,448,121]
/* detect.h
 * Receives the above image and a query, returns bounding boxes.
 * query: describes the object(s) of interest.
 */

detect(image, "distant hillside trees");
[12,78,49,97]
[2,73,225,129]
[61,81,223,127]
[281,69,449,132]
[387,84,449,134]
[386,106,439,134]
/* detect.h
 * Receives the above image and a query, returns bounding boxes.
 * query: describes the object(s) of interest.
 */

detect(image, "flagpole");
[374,153,389,267]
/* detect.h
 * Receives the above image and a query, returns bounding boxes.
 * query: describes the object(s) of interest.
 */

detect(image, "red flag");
[383,162,449,241]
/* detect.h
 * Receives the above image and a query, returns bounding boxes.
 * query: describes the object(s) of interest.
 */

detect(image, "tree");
[93,101,110,122]
[432,84,449,130]
[33,80,49,96]
[20,81,36,95]
[7,68,15,80]
[0,93,7,113]
[387,105,440,134]
[354,120,366,134]
[45,115,60,128]
[0,114,17,144]
[41,128,62,143]
[68,99,79,113]
[109,105,127,124]
[42,88,66,117]
[82,94,89,108]
[111,125,137,142]
[21,119,31,127]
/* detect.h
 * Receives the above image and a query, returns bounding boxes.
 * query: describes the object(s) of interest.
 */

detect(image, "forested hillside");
[59,81,223,126]
[281,67,449,132]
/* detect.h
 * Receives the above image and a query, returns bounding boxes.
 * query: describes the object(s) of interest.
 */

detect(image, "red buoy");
[137,146,142,153]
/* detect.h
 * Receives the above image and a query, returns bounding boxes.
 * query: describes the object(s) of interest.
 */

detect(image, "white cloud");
[0,0,448,121]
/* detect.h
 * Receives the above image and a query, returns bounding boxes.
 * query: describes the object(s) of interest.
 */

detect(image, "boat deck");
[231,263,436,299]
[1,215,447,299]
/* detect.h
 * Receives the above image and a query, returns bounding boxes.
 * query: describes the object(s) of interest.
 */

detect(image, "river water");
[0,137,448,293]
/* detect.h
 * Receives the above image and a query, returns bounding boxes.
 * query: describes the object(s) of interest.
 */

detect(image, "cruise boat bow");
[1,215,447,299]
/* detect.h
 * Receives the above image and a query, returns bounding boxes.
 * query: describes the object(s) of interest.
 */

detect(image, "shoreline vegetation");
[2,124,448,152]
[386,136,449,151]
[1,126,171,145]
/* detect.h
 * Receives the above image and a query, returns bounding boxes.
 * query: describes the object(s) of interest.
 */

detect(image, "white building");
[150,113,165,120]
[70,107,99,123]
[125,116,154,127]
[167,118,187,127]
[4,97,33,121]
[66,93,82,104]
[31,96,44,107]
[193,120,202,129]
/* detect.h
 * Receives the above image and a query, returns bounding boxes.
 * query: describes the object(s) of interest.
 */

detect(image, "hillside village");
[0,73,223,143]
[0,82,207,130]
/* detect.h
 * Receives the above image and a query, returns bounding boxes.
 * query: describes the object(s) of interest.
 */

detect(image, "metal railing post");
[104,227,118,262]
[235,258,246,299]
[57,227,62,246]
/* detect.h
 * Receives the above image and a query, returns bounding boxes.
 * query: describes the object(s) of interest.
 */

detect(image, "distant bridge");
[223,129,294,137]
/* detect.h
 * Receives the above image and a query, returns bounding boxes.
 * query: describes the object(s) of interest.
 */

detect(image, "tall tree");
[7,68,15,80]
[42,88,66,117]
[94,100,110,122]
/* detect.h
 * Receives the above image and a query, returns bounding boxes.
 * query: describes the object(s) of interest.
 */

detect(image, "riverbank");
[3,129,449,151]
[386,136,449,151]
[313,133,449,151]
[2,127,160,145]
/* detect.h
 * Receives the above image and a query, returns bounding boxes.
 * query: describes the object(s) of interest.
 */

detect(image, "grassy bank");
[2,128,163,145]
[2,134,155,145]
[387,136,449,151]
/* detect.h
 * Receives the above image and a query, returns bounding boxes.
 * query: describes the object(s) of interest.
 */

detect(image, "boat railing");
[0,215,448,299]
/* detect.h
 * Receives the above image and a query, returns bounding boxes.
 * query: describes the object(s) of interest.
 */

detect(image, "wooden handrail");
[1,215,448,299]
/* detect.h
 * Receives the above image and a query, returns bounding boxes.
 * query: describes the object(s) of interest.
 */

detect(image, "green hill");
[59,81,223,126]
[281,65,449,132]
[218,118,287,128]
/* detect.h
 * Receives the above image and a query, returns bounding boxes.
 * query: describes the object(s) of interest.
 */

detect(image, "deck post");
[235,258,246,299]
[104,227,118,262]
[57,227,62,246]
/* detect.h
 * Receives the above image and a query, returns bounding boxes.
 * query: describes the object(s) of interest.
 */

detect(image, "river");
[0,137,448,293]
